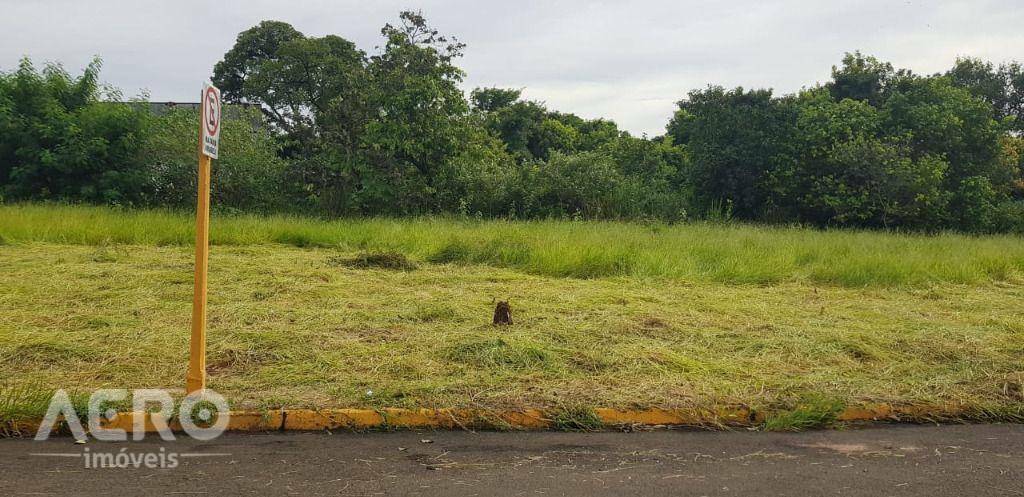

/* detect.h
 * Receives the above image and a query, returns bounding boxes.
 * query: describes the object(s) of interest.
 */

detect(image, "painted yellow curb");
[98,410,285,432]
[836,404,895,422]
[14,403,984,435]
[594,407,759,426]
[280,408,552,430]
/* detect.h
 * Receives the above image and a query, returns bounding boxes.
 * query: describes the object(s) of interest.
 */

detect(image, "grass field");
[2,204,1024,429]
[3,204,1024,287]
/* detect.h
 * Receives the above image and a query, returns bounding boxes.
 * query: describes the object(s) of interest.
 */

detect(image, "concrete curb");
[4,404,978,436]
[85,404,962,433]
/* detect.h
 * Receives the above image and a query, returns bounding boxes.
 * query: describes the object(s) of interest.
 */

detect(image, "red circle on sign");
[204,87,220,136]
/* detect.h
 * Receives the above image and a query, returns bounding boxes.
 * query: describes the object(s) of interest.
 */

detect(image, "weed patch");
[0,382,88,437]
[551,404,603,431]
[763,395,845,431]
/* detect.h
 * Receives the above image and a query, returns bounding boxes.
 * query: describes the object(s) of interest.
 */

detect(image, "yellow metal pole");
[187,109,212,394]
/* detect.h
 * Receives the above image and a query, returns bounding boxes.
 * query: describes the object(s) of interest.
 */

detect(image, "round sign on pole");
[205,86,220,137]
[200,83,221,159]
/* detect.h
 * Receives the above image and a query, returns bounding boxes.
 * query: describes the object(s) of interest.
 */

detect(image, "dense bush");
[531,151,625,218]
[667,86,791,219]
[0,58,149,205]
[667,52,1023,232]
[141,107,290,213]
[432,125,519,216]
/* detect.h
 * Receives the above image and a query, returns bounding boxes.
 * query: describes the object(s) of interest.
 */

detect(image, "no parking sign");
[200,83,221,159]
[188,82,221,393]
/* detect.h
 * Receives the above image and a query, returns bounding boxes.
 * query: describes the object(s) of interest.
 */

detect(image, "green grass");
[1,204,1024,427]
[763,394,846,431]
[0,382,90,436]
[2,203,1024,287]
[551,405,604,431]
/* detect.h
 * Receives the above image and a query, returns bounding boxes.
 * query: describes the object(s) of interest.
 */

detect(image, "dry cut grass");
[2,240,1023,428]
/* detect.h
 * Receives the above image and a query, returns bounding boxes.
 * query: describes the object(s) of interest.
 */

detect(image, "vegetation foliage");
[1,13,1022,233]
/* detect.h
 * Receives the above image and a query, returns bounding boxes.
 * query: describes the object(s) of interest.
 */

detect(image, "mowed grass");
[1,204,1023,427]
[2,203,1024,287]
[1,242,1023,417]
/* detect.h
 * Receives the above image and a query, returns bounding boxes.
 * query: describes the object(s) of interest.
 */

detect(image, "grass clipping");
[329,251,418,271]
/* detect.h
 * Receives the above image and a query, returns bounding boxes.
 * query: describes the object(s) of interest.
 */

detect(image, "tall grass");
[2,203,1023,286]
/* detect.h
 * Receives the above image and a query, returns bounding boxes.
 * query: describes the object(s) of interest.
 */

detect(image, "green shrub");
[531,151,626,218]
[141,107,290,213]
[432,126,518,216]
[0,58,150,205]
[763,395,845,431]
[551,404,603,431]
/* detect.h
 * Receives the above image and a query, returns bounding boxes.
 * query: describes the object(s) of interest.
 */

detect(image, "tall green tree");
[947,57,1024,133]
[347,10,476,213]
[470,87,521,112]
[827,51,902,106]
[212,20,304,126]
[782,88,948,228]
[212,21,368,156]
[884,74,1008,186]
[666,86,796,219]
[472,88,622,162]
[0,58,149,204]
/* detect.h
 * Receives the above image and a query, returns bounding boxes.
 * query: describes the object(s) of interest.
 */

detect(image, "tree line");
[1,11,1022,231]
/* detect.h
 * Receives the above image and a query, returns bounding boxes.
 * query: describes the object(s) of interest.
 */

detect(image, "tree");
[802,136,949,228]
[884,75,1007,185]
[470,87,521,112]
[211,22,368,156]
[212,21,303,120]
[141,107,290,212]
[349,11,474,213]
[534,118,579,157]
[533,151,626,218]
[473,88,622,162]
[272,35,369,156]
[0,58,150,204]
[666,86,796,219]
[947,57,1024,133]
[952,175,1001,232]
[480,99,548,161]
[433,123,518,216]
[599,135,690,219]
[827,51,900,106]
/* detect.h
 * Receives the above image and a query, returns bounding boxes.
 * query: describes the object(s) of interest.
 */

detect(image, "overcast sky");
[1,0,1021,136]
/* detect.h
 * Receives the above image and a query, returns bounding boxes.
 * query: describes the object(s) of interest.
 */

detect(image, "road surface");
[2,424,1023,496]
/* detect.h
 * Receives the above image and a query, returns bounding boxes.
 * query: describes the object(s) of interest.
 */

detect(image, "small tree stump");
[492,301,513,325]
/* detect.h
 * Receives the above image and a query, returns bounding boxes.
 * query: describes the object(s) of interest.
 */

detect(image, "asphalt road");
[2,424,1023,496]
